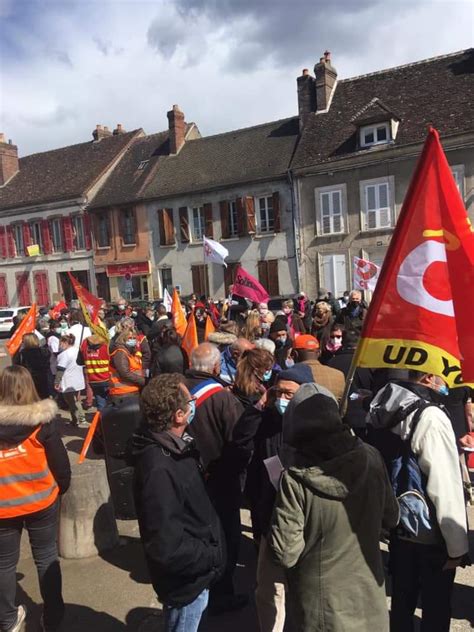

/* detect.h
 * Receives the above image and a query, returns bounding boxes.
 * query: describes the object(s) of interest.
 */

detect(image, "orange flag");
[78,411,101,464]
[6,303,37,357]
[356,128,474,386]
[204,314,216,340]
[181,311,199,359]
[171,288,187,337]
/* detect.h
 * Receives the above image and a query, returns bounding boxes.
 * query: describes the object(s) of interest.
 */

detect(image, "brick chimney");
[314,51,337,112]
[297,68,316,132]
[113,123,126,135]
[0,133,19,186]
[92,125,113,141]
[167,105,185,155]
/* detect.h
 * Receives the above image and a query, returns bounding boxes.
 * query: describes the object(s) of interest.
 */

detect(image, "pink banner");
[232,266,269,304]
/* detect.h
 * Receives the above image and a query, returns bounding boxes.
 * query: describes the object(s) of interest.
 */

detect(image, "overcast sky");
[1,0,473,156]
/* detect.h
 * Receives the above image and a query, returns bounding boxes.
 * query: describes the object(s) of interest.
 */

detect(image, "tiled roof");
[0,130,142,212]
[291,48,474,170]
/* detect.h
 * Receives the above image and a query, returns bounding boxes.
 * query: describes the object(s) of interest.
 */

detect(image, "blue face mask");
[187,400,196,424]
[285,358,295,368]
[262,369,273,382]
[438,384,449,396]
[126,339,137,348]
[275,398,289,416]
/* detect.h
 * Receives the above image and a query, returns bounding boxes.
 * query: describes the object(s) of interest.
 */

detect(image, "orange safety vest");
[109,347,143,396]
[0,427,59,519]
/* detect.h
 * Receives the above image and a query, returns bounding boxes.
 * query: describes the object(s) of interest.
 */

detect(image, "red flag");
[232,266,269,304]
[49,301,67,319]
[357,128,474,386]
[67,273,108,341]
[171,288,187,337]
[6,304,37,357]
[181,311,199,359]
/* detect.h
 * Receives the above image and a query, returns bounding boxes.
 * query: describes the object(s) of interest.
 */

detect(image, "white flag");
[163,287,172,313]
[353,256,380,292]
[203,236,229,267]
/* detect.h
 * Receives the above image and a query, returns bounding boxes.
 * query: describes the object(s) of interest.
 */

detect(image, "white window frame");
[191,206,205,242]
[229,200,238,237]
[72,215,85,250]
[13,224,23,257]
[359,176,395,231]
[360,122,390,148]
[50,218,63,253]
[319,252,348,298]
[450,164,465,200]
[29,220,43,253]
[314,183,347,236]
[257,195,274,234]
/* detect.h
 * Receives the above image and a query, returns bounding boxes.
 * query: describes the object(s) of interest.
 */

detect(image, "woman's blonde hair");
[241,310,261,342]
[282,299,294,310]
[116,329,136,346]
[234,348,274,396]
[0,366,40,405]
[22,333,40,349]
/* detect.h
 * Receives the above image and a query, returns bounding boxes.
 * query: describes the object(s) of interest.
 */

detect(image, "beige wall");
[94,203,150,266]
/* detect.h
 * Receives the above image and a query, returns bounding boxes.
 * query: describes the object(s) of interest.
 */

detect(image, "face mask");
[187,400,196,424]
[261,322,270,330]
[60,323,68,330]
[262,369,272,382]
[54,328,62,334]
[330,336,342,344]
[438,384,449,396]
[285,358,295,368]
[126,339,137,348]
[276,335,287,345]
[118,305,126,311]
[275,398,289,416]
[131,310,137,318]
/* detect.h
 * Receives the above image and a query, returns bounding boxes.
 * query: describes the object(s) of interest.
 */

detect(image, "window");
[50,218,63,252]
[191,207,205,241]
[257,196,274,233]
[191,264,209,296]
[29,221,43,253]
[12,224,23,257]
[360,177,394,230]
[257,260,279,296]
[320,253,347,298]
[96,214,110,248]
[161,268,173,294]
[121,208,136,245]
[451,165,465,200]
[137,160,149,170]
[360,123,390,147]
[315,184,347,235]
[72,215,85,250]
[229,201,238,237]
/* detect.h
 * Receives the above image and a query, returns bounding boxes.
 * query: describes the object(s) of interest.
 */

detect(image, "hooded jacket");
[129,427,225,607]
[269,384,399,632]
[367,381,469,558]
[0,399,71,505]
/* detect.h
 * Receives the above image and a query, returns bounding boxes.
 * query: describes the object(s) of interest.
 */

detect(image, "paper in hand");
[263,455,284,490]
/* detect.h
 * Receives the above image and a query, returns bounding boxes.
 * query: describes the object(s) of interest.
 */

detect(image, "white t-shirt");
[57,346,85,392]
[66,323,92,349]
[47,335,60,375]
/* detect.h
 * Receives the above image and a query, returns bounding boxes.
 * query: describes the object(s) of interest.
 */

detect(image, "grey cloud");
[93,36,110,56]
[19,105,77,127]
[147,9,189,58]
[46,48,73,67]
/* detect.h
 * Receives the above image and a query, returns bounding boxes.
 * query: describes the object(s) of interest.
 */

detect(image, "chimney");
[297,68,316,132]
[92,125,113,141]
[167,105,186,155]
[0,133,19,186]
[314,51,337,112]
[113,123,126,135]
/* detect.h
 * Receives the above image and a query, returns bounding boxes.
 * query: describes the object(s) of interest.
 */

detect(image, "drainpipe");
[287,168,302,293]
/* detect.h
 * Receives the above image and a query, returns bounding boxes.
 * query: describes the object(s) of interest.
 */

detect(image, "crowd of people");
[0,287,472,632]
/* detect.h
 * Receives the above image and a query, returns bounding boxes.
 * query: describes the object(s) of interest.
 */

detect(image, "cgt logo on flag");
[353,257,380,291]
[203,236,229,267]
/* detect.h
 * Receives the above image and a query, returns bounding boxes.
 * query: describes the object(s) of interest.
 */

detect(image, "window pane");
[322,216,331,234]
[52,220,62,251]
[367,210,377,229]
[192,208,203,240]
[14,226,23,255]
[332,191,341,214]
[229,201,238,236]
[378,183,389,208]
[333,215,342,233]
[321,193,330,215]
[379,207,391,227]
[377,126,387,141]
[73,216,85,249]
[266,197,274,231]
[364,130,374,144]
[366,186,376,210]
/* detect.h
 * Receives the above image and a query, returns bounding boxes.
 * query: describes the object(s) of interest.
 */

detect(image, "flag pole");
[339,336,364,417]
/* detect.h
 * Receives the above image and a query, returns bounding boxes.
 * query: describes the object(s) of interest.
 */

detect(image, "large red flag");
[6,304,37,357]
[67,273,108,341]
[356,128,474,386]
[232,266,269,304]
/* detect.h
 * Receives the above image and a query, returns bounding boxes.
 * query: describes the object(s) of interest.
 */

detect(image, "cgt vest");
[109,348,143,396]
[82,341,111,383]
[0,427,59,519]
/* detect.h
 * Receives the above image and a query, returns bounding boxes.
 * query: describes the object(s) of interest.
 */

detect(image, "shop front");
[106,261,152,302]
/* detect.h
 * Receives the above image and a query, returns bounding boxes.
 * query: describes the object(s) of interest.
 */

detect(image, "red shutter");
[179,207,190,243]
[0,276,8,307]
[0,226,7,259]
[236,197,245,236]
[219,201,230,239]
[245,196,256,234]
[62,216,74,252]
[41,219,52,254]
[34,272,50,306]
[267,260,280,296]
[84,213,92,250]
[6,226,15,257]
[16,272,31,306]
[22,222,32,255]
[272,192,281,233]
[203,203,213,238]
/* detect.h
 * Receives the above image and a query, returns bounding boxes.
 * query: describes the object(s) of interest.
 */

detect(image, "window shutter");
[179,207,190,243]
[245,196,256,234]
[257,261,269,292]
[34,272,50,306]
[0,226,7,259]
[6,226,15,257]
[219,201,230,239]
[267,260,280,296]
[203,203,213,238]
[164,208,175,245]
[0,275,8,306]
[41,219,52,254]
[236,197,245,237]
[62,216,74,252]
[272,192,281,232]
[16,272,31,305]
[157,209,166,246]
[83,213,92,250]
[191,265,200,295]
[22,222,32,255]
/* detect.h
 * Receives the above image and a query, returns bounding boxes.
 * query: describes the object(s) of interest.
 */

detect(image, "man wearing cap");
[232,364,314,632]
[292,334,346,403]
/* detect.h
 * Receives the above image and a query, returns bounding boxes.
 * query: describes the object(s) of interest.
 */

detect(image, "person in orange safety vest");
[0,366,71,632]
[79,334,111,411]
[109,330,145,398]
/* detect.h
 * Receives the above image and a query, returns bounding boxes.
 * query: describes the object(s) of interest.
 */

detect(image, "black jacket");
[14,347,52,400]
[0,399,71,500]
[150,343,187,377]
[135,313,154,336]
[129,427,225,607]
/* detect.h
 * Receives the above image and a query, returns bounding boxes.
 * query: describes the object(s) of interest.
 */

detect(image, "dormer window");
[360,123,390,147]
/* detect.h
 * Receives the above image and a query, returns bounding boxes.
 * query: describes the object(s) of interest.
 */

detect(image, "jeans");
[90,383,109,411]
[62,390,85,425]
[164,589,209,632]
[0,501,64,631]
[389,537,455,632]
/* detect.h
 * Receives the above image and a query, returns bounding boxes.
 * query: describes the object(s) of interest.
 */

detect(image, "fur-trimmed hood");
[0,398,58,427]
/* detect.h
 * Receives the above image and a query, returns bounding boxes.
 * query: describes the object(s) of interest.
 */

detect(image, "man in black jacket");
[129,374,225,632]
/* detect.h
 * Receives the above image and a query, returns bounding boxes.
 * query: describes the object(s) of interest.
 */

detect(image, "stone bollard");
[58,459,119,559]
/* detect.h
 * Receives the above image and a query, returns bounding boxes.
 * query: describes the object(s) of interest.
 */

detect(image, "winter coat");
[129,427,225,607]
[0,398,71,505]
[150,343,186,377]
[14,347,53,399]
[367,381,469,558]
[135,313,155,336]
